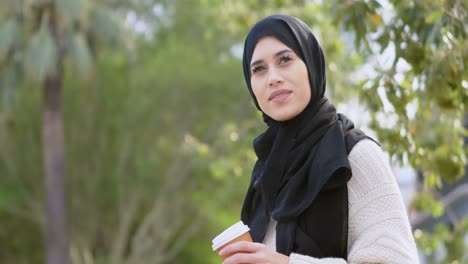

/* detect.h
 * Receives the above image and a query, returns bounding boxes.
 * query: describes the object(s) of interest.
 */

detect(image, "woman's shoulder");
[348,138,386,166]
[345,140,419,263]
[347,139,402,206]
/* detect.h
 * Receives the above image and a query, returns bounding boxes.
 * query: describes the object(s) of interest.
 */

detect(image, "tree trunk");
[43,72,69,264]
[43,10,69,264]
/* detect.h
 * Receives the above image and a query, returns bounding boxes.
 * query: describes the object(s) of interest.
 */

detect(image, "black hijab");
[240,14,374,258]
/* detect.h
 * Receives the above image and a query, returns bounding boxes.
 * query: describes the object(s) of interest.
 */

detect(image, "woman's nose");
[268,68,283,87]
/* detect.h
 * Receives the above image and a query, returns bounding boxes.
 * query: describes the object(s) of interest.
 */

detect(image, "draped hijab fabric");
[240,14,374,258]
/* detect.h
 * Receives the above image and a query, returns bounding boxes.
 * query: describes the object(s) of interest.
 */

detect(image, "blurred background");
[0,0,466,263]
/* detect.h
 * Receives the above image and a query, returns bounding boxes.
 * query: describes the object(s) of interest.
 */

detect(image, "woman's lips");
[269,89,292,103]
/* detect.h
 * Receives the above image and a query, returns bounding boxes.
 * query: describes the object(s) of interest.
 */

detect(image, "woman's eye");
[279,55,292,64]
[252,66,266,74]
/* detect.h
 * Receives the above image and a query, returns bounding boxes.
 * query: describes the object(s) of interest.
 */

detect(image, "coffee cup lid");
[212,221,250,251]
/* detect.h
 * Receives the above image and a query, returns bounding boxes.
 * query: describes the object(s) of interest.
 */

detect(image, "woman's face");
[250,36,311,121]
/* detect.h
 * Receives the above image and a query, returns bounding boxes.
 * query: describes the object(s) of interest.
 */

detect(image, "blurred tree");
[331,0,467,184]
[328,0,467,262]
[0,0,256,262]
[0,1,127,263]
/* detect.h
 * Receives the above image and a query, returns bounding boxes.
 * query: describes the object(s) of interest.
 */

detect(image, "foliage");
[329,0,467,178]
[1,1,131,263]
[414,218,468,263]
[0,0,127,94]
[0,0,467,263]
[329,0,467,262]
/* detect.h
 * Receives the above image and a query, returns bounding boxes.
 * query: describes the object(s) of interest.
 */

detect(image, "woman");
[218,14,419,263]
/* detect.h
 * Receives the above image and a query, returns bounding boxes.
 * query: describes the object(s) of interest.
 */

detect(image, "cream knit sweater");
[262,139,420,263]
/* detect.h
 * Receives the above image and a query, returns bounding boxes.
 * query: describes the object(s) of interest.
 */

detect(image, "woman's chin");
[269,110,300,122]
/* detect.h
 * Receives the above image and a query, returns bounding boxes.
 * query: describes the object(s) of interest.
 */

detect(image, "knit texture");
[262,139,420,263]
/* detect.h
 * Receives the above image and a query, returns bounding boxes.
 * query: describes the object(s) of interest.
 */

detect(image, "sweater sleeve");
[287,139,420,264]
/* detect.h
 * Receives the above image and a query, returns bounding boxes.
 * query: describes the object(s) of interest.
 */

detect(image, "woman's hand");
[219,241,289,264]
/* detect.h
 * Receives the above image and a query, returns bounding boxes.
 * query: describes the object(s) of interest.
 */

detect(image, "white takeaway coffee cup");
[212,221,252,259]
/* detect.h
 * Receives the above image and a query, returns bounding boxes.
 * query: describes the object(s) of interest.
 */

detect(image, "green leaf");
[369,13,382,26]
[0,18,19,62]
[70,32,93,78]
[425,10,443,24]
[432,145,466,182]
[56,0,87,25]
[91,6,121,44]
[24,14,57,81]
[411,192,444,217]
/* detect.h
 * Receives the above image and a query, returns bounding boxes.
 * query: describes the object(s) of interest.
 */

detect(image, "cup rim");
[212,221,250,251]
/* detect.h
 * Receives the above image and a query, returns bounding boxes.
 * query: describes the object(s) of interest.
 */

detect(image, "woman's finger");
[218,241,262,257]
[222,252,262,264]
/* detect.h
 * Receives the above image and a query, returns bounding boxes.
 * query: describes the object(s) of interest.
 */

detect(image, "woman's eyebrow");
[250,49,292,68]
[274,49,292,57]
[250,59,264,68]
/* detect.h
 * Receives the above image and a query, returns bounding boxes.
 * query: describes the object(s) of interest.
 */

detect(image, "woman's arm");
[221,140,420,264]
[287,139,419,264]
